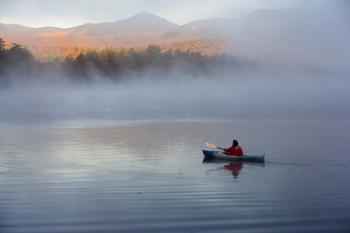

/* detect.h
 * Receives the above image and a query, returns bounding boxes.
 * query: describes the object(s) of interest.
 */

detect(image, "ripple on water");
[1,120,350,232]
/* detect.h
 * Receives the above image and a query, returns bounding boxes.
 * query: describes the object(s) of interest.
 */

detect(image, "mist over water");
[1,1,350,232]
[1,70,350,125]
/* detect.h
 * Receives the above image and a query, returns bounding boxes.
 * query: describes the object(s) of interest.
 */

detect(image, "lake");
[1,119,349,233]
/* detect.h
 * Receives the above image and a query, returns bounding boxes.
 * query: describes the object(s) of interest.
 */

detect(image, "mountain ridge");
[1,9,349,73]
[0,12,189,59]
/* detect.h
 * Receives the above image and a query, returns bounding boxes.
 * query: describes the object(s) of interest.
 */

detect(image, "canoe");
[202,150,265,163]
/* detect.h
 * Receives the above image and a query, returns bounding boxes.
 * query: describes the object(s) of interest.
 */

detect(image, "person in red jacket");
[218,139,244,156]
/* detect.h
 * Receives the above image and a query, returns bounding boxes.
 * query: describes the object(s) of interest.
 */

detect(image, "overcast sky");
[0,0,301,28]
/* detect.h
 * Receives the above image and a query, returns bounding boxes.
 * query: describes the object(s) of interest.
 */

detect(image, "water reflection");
[224,162,243,178]
[203,157,267,179]
[1,120,350,233]
[202,158,244,178]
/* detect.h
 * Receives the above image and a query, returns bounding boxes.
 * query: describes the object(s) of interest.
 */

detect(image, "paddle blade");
[205,143,217,149]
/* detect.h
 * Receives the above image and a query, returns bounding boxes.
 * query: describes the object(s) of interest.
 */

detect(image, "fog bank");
[1,71,349,124]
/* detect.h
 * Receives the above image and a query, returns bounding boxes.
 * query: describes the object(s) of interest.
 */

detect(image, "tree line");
[0,38,253,83]
[0,38,36,77]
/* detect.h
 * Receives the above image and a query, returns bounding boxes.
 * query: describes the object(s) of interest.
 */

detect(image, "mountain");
[68,12,179,46]
[0,12,181,59]
[0,9,349,72]
[165,8,350,72]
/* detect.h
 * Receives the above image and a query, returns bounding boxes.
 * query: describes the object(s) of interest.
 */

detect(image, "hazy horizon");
[0,0,301,28]
[1,2,350,233]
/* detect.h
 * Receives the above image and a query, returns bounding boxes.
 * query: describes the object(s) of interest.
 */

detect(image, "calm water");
[1,119,350,233]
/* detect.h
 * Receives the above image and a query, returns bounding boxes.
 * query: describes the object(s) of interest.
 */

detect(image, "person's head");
[232,139,239,147]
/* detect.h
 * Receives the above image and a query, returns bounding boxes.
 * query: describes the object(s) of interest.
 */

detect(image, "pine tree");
[0,38,5,55]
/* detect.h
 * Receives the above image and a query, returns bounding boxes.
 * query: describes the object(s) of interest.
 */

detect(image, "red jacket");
[224,146,244,156]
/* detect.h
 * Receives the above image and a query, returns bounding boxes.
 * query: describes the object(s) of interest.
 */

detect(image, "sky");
[0,0,299,28]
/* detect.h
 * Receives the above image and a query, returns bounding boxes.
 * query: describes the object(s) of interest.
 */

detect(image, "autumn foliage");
[0,38,249,84]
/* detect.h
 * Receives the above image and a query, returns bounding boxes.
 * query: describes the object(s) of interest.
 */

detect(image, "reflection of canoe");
[202,150,265,163]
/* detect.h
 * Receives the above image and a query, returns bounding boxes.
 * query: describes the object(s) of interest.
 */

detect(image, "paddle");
[205,142,224,151]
